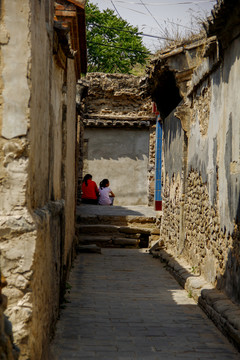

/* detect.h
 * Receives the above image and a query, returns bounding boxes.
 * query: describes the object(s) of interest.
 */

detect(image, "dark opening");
[152,70,182,119]
[139,234,149,248]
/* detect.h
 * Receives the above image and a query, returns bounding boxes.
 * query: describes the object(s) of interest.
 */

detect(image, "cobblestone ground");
[50,249,239,360]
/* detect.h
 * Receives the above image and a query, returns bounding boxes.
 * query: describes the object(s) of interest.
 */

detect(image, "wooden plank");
[55,10,76,17]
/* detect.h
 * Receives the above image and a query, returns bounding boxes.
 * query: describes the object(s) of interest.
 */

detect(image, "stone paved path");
[50,249,239,359]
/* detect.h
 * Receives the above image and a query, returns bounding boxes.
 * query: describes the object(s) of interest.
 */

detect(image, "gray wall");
[83,128,150,205]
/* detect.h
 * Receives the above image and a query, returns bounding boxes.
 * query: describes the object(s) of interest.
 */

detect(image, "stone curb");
[150,248,240,352]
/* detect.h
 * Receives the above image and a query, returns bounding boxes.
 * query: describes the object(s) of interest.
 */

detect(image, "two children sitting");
[81,174,115,205]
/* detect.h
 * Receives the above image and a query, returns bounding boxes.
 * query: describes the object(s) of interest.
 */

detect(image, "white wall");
[83,128,150,206]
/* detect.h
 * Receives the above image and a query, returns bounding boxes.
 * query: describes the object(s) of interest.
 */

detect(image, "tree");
[85,1,150,74]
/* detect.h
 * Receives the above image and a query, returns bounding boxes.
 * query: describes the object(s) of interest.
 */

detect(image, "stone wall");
[0,274,19,359]
[185,33,240,300]
[81,73,153,119]
[184,171,229,284]
[161,174,182,253]
[0,0,82,358]
[147,125,156,206]
[147,0,240,304]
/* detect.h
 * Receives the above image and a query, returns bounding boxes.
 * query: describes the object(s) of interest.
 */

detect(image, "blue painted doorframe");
[155,115,162,211]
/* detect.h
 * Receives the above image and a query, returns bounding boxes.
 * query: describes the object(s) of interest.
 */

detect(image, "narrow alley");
[1,1,240,359]
[50,246,239,359]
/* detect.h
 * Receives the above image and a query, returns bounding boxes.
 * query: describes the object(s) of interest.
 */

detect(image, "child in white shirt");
[98,179,115,205]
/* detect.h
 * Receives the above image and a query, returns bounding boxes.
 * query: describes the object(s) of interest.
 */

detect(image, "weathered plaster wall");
[1,1,30,140]
[160,110,185,253]
[0,0,79,358]
[185,35,240,300]
[159,34,240,302]
[0,1,34,358]
[83,128,150,205]
[0,0,30,214]
[163,111,184,180]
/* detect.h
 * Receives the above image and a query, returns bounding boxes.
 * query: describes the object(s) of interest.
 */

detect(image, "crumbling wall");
[81,73,153,118]
[184,34,240,300]
[0,1,34,358]
[150,12,240,303]
[0,0,78,358]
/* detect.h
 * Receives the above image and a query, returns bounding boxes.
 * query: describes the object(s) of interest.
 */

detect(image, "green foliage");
[86,1,150,73]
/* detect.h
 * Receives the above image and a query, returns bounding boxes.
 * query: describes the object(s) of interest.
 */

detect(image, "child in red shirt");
[81,174,99,204]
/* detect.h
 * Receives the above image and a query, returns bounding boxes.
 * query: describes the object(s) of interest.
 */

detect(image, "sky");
[88,0,216,52]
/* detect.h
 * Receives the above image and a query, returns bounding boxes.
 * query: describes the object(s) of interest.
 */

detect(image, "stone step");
[76,224,120,235]
[78,235,113,245]
[76,224,159,248]
[76,224,153,236]
[118,226,151,235]
[77,244,102,254]
[112,238,140,246]
[78,235,139,248]
[75,205,161,249]
[76,214,157,227]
